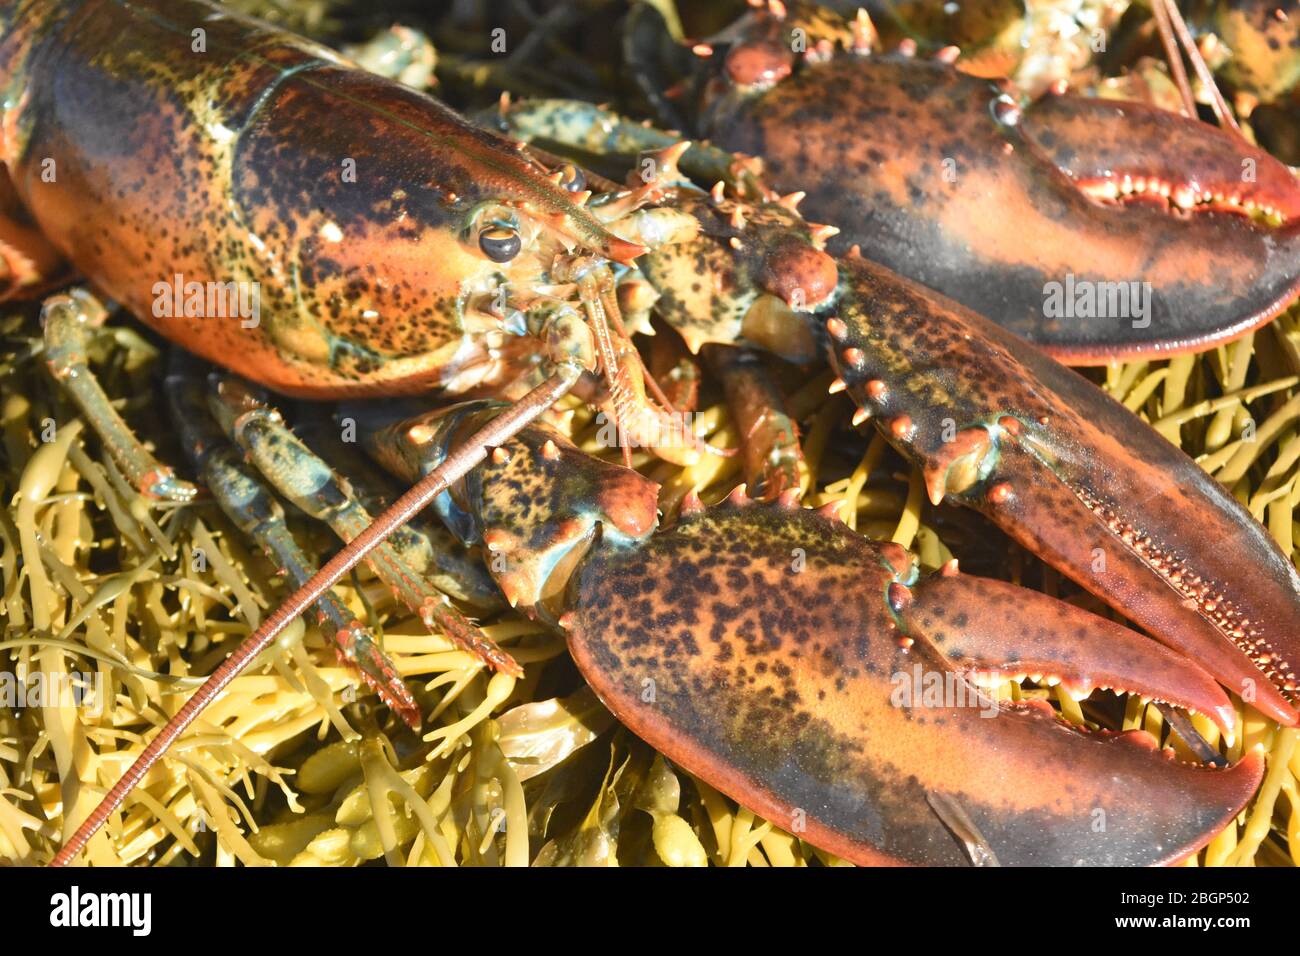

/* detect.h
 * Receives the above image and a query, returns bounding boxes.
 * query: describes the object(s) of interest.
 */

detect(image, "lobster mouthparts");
[703,55,1300,362]
[567,502,1263,866]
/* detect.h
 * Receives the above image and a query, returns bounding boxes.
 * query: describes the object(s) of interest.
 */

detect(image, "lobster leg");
[42,289,198,501]
[345,399,661,621]
[704,345,804,499]
[826,253,1300,725]
[50,369,584,866]
[288,405,503,614]
[566,500,1264,866]
[205,373,521,678]
[164,355,419,727]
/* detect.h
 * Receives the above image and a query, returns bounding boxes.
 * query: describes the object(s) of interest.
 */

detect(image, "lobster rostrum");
[615,0,1300,362]
[0,0,1291,865]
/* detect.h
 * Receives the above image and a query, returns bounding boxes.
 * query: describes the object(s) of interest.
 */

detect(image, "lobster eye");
[558,164,586,193]
[479,226,521,263]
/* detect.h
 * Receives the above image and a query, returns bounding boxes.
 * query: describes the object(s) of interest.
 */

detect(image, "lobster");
[0,0,1295,866]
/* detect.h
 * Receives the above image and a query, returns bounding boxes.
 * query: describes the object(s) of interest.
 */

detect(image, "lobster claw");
[1013,91,1300,361]
[699,53,1300,361]
[827,254,1300,725]
[566,502,1264,866]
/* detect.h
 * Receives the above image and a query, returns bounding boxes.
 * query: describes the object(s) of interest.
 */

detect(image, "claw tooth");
[851,406,871,426]
[681,490,704,515]
[777,487,802,508]
[828,377,847,394]
[540,438,561,461]
[727,483,752,506]
[939,558,960,576]
[491,447,511,464]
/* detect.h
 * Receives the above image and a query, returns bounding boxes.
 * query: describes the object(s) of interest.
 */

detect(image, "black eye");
[479,226,521,263]
[559,164,585,193]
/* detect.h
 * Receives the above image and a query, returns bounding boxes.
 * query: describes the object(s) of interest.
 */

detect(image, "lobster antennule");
[566,502,1263,866]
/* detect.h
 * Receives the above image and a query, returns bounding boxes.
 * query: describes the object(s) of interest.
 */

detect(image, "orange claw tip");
[491,447,511,464]
[777,487,802,508]
[851,407,871,427]
[602,235,648,264]
[940,558,960,576]
[828,377,847,394]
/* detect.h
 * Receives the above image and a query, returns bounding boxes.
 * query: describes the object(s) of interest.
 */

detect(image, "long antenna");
[49,372,576,866]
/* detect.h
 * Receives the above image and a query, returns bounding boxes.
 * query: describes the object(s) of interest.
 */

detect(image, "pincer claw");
[566,502,1263,866]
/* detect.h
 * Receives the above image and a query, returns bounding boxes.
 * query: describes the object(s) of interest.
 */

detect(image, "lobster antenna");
[1152,0,1241,135]
[48,372,577,867]
[1150,0,1196,118]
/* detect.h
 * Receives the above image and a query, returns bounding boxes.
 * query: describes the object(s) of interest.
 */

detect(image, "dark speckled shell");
[702,54,1300,362]
[569,503,1263,866]
[0,0,622,395]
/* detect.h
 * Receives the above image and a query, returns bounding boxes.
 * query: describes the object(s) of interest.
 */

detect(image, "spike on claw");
[816,499,845,521]
[681,489,704,515]
[727,483,752,506]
